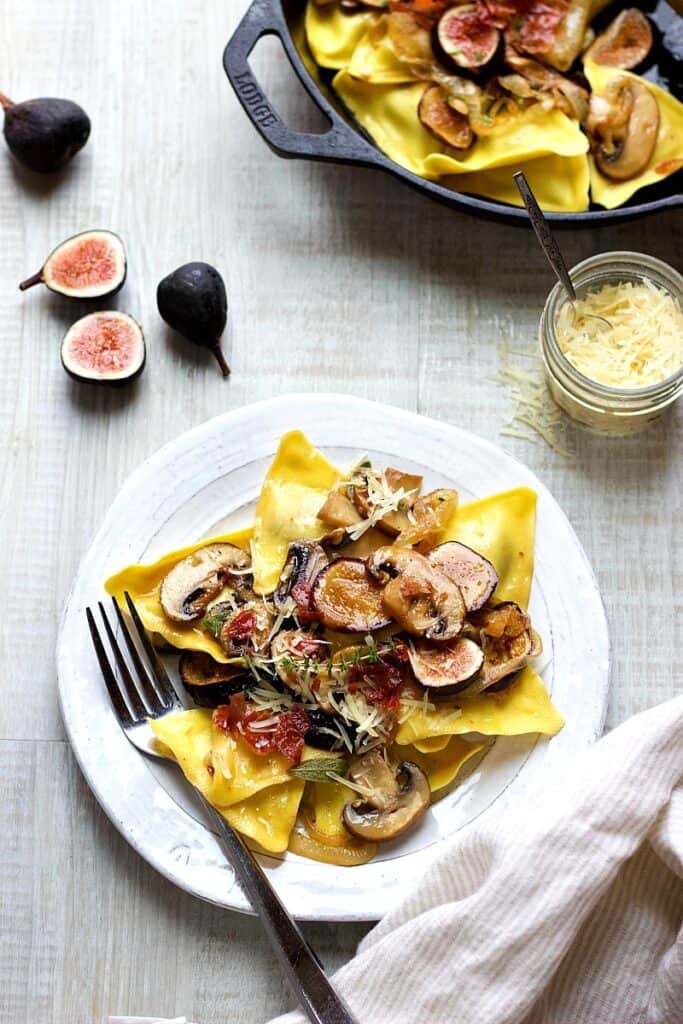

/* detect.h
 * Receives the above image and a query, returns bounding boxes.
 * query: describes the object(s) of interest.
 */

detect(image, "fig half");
[157,262,230,378]
[1,92,90,173]
[428,541,498,611]
[584,9,653,71]
[436,5,500,70]
[19,230,126,298]
[61,311,145,385]
[409,637,484,694]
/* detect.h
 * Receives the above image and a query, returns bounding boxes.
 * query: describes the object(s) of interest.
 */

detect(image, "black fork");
[87,593,358,1024]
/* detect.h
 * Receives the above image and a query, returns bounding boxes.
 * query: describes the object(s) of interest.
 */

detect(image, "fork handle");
[201,797,358,1024]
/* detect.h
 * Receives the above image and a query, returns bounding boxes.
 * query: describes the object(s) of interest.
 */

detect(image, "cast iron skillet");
[224,0,683,226]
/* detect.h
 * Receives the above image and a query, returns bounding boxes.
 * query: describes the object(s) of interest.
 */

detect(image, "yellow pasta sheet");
[305,4,376,70]
[584,61,683,210]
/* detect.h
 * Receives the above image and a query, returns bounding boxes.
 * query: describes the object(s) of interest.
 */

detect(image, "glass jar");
[539,251,683,436]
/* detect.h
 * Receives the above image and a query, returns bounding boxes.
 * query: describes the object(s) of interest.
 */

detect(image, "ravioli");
[396,666,564,744]
[251,430,343,594]
[105,528,252,662]
[400,736,484,792]
[584,61,683,210]
[332,71,589,210]
[305,4,376,70]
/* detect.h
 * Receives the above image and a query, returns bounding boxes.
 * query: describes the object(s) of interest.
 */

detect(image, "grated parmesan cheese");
[555,280,683,389]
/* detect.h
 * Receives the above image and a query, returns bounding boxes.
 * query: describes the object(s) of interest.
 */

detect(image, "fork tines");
[86,593,181,726]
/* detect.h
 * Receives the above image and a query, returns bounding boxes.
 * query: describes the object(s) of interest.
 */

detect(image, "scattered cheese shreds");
[555,279,683,389]
[491,365,573,458]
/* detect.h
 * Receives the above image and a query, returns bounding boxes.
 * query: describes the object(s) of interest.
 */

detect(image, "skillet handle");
[223,0,376,163]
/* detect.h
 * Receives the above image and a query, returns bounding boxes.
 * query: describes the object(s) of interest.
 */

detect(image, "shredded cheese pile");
[555,280,683,389]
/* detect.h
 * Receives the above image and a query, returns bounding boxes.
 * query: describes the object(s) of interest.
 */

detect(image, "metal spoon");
[513,171,612,332]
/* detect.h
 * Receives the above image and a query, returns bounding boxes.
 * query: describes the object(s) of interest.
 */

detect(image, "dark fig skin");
[1,93,90,173]
[157,261,230,377]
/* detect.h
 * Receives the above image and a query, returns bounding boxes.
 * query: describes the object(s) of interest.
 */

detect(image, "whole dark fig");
[157,262,230,378]
[1,92,90,173]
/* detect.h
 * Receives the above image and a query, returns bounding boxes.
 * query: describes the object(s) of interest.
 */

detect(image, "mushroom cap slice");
[587,77,660,181]
[584,9,653,71]
[274,541,329,611]
[428,541,498,612]
[368,546,466,641]
[159,543,251,623]
[342,751,430,842]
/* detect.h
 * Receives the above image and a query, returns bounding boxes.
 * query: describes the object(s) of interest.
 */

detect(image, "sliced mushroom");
[312,558,391,632]
[318,490,363,531]
[159,543,251,623]
[218,601,275,657]
[586,77,659,181]
[178,652,250,707]
[584,9,652,70]
[342,749,430,842]
[368,546,466,641]
[409,636,484,694]
[418,84,473,150]
[350,467,423,536]
[270,628,329,692]
[428,541,498,611]
[274,541,329,611]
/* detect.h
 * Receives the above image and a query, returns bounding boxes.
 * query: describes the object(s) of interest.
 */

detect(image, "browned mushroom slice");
[342,749,430,842]
[318,490,363,531]
[584,9,653,70]
[349,467,423,536]
[428,541,498,611]
[159,543,251,623]
[586,77,660,181]
[313,558,391,632]
[436,5,500,70]
[274,541,329,611]
[368,546,466,641]
[409,637,484,694]
[178,652,250,707]
[418,85,473,149]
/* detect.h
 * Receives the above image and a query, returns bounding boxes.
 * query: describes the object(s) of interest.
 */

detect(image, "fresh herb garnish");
[289,756,348,783]
[201,606,232,638]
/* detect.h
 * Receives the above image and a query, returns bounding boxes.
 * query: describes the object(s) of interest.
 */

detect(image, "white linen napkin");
[110,695,683,1024]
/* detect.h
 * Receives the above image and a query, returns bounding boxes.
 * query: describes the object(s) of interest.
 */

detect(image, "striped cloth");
[110,695,683,1024]
[269,695,683,1024]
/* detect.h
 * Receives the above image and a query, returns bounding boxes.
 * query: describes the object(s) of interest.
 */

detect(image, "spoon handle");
[514,171,576,301]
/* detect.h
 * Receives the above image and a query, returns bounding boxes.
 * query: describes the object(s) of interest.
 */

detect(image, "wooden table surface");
[1,2,681,1021]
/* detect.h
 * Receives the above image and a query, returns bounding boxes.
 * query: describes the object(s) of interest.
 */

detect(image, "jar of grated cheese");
[539,252,683,435]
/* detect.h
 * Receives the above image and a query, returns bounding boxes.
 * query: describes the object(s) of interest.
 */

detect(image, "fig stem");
[19,271,43,291]
[0,92,13,111]
[212,342,231,378]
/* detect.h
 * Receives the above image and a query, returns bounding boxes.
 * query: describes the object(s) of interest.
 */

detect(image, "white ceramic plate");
[57,394,609,921]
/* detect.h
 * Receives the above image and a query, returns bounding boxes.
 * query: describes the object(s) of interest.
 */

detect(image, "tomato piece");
[349,662,404,710]
[225,608,256,642]
[212,693,248,733]
[290,580,320,624]
[273,705,310,763]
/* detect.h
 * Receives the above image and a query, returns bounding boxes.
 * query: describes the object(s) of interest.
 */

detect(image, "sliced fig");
[60,311,145,385]
[0,92,90,173]
[436,5,500,70]
[179,652,250,707]
[584,9,653,71]
[157,262,230,378]
[472,600,530,639]
[20,230,126,298]
[312,558,390,633]
[428,541,498,611]
[274,541,329,611]
[160,543,251,623]
[409,636,484,694]
[481,626,534,685]
[418,85,473,150]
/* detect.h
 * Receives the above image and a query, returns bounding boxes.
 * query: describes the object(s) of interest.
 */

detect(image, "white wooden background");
[0,1,681,1021]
